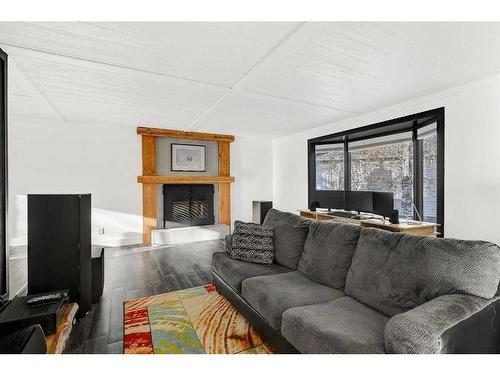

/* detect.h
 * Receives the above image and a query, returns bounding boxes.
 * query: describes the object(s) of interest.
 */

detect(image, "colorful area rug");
[123,284,274,354]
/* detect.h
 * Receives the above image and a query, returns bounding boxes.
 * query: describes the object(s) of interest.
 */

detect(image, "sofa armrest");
[385,293,497,354]
[225,234,233,255]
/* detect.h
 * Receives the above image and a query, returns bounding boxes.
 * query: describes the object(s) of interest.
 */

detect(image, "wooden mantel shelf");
[137,175,235,184]
[137,127,234,142]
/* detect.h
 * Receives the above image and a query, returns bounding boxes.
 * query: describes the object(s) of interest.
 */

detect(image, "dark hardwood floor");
[64,239,224,354]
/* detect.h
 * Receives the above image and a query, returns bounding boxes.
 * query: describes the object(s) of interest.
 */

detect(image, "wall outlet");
[98,227,105,235]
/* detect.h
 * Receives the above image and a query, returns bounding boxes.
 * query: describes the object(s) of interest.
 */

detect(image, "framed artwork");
[171,143,206,172]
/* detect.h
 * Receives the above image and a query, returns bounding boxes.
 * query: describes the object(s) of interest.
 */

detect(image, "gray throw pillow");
[230,221,274,265]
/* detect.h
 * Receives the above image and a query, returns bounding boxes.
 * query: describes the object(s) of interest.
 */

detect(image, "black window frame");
[0,48,7,300]
[308,107,444,235]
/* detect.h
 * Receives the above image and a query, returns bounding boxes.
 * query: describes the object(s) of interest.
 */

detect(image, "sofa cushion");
[241,271,344,330]
[263,209,311,270]
[230,221,274,265]
[297,221,361,288]
[281,296,389,354]
[273,224,309,270]
[345,229,500,317]
[212,252,289,293]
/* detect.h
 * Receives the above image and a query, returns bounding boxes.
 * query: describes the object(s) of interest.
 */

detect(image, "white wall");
[8,117,144,246]
[273,75,500,244]
[8,117,274,246]
[231,136,274,223]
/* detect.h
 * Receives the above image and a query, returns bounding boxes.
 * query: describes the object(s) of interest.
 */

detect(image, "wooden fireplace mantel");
[137,175,235,184]
[137,127,235,244]
[137,127,235,142]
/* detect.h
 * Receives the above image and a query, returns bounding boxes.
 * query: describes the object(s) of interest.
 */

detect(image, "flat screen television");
[0,49,8,301]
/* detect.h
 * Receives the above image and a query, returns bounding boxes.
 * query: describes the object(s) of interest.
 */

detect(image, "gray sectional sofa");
[212,209,500,354]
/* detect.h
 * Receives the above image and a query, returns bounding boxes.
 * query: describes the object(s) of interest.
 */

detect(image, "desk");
[298,210,439,237]
[45,303,78,354]
[360,219,439,236]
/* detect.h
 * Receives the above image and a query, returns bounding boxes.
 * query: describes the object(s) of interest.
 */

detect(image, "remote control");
[27,293,63,307]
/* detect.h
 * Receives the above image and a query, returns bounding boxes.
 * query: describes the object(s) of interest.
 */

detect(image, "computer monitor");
[345,191,374,213]
[372,192,394,218]
[310,190,344,210]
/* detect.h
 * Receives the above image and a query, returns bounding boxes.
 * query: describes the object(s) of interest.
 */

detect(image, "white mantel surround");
[151,224,230,246]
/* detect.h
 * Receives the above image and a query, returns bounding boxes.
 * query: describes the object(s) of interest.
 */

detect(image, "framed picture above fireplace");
[171,143,206,172]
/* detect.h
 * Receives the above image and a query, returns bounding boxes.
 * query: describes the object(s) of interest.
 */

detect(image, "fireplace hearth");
[163,184,215,227]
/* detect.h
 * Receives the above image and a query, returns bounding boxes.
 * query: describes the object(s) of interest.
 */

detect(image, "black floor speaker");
[28,194,92,318]
[252,201,273,224]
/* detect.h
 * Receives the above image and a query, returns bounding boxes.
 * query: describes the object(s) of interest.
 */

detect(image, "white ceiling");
[1,22,500,138]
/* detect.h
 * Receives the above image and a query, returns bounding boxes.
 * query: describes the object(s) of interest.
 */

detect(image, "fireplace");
[163,184,215,227]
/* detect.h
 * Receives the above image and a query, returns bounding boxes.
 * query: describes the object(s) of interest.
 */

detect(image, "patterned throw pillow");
[230,221,274,265]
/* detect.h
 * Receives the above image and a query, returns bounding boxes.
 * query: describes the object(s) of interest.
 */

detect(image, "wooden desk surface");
[298,210,439,236]
[299,209,357,222]
[45,303,78,354]
[360,219,439,236]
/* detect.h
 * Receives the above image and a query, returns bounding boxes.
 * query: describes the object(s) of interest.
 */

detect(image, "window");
[315,144,344,190]
[308,108,444,234]
[349,133,414,219]
[418,123,438,223]
[0,49,6,299]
